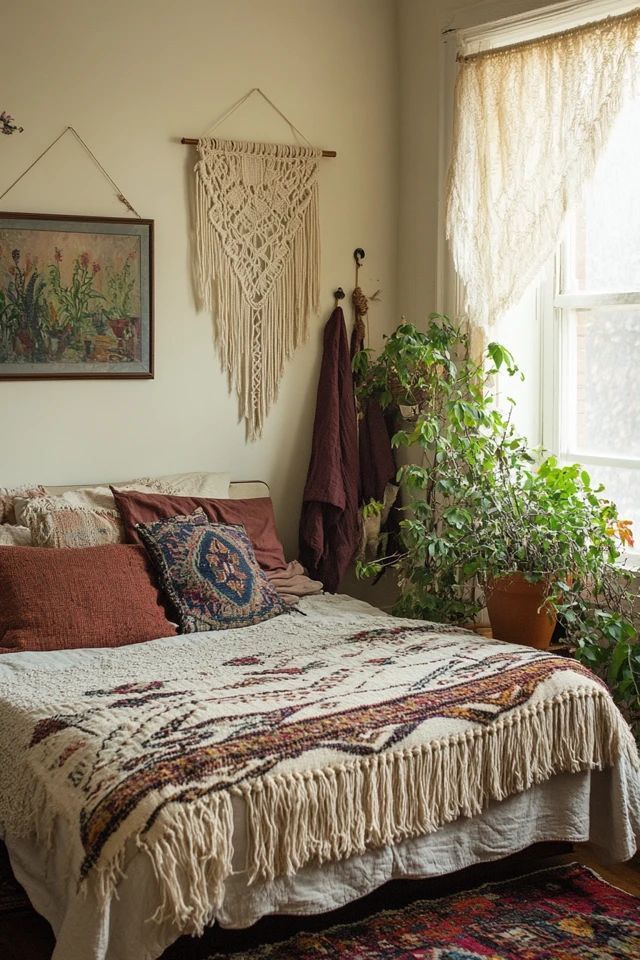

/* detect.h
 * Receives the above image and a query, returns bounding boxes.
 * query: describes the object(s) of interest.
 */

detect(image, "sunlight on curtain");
[446,8,640,331]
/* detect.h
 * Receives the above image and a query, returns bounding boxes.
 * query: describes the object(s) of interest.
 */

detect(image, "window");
[441,1,640,559]
[543,87,640,554]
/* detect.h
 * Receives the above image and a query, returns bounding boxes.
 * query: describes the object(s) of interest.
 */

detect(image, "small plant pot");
[486,573,556,649]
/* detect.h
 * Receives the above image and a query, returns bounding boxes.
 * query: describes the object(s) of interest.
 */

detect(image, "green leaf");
[391,430,410,448]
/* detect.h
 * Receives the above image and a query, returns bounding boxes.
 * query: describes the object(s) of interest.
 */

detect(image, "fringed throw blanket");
[0,611,636,936]
[195,139,321,439]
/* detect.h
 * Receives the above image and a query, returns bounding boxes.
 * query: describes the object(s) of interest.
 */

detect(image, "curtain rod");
[457,4,640,61]
[181,138,336,157]
[445,0,640,47]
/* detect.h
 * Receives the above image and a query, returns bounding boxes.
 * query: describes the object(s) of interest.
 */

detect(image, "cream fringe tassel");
[21,687,637,938]
[241,687,638,885]
[195,140,320,440]
[138,794,235,933]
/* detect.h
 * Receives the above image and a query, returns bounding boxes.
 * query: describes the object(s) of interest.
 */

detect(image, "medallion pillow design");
[136,510,288,632]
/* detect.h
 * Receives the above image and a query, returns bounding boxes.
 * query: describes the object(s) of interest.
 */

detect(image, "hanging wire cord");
[0,126,141,216]
[181,87,337,156]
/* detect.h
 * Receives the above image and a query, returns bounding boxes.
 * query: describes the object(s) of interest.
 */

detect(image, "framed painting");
[0,212,153,379]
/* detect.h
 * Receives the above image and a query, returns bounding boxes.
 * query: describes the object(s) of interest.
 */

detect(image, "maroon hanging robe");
[299,307,359,592]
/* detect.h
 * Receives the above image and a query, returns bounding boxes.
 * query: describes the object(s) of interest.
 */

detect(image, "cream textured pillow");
[0,524,32,547]
[0,485,46,524]
[49,484,165,512]
[8,472,231,548]
[44,471,231,511]
[15,498,123,549]
[129,471,231,499]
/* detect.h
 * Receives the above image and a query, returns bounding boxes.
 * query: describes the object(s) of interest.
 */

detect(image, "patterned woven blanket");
[0,606,637,936]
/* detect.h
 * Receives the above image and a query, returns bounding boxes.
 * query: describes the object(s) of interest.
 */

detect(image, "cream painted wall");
[0,0,398,558]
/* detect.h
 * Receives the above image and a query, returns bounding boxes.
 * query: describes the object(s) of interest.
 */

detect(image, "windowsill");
[618,551,640,573]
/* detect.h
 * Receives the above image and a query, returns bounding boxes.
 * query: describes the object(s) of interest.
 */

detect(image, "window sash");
[559,451,640,470]
[555,302,640,465]
[555,293,640,309]
[542,288,640,566]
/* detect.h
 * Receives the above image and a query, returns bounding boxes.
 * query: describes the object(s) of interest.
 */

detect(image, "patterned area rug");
[205,864,640,959]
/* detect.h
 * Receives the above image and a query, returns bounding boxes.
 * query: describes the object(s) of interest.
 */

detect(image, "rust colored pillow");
[111,488,286,571]
[0,544,177,654]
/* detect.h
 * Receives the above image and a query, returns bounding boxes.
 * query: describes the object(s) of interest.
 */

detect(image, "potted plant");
[354,315,640,739]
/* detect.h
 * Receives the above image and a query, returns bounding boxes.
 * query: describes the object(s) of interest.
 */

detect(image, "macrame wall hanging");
[183,89,334,440]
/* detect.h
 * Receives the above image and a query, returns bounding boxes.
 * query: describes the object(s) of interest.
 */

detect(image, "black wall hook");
[353,248,365,267]
[333,286,345,302]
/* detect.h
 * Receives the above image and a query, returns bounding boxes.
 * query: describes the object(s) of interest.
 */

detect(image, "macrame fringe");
[195,139,320,440]
[241,688,637,884]
[14,687,638,937]
[136,794,234,935]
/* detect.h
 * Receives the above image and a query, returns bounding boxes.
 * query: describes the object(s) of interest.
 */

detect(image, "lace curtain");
[446,9,640,331]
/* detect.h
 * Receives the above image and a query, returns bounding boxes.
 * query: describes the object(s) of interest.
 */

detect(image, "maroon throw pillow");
[111,488,286,571]
[0,544,177,654]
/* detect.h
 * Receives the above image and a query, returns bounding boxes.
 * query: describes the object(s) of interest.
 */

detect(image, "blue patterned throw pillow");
[135,509,288,632]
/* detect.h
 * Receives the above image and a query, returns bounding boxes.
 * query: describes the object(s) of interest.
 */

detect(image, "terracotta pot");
[486,572,556,650]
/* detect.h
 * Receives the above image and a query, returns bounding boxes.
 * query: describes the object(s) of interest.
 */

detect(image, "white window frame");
[540,239,640,564]
[543,248,640,468]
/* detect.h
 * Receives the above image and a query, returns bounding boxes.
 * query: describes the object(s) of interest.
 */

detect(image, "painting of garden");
[0,218,152,377]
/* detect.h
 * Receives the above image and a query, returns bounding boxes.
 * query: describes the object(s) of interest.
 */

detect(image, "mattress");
[2,594,639,960]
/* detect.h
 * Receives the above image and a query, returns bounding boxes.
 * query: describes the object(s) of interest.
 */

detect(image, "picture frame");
[0,212,153,379]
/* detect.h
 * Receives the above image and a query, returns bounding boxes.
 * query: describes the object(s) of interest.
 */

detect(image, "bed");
[0,480,638,960]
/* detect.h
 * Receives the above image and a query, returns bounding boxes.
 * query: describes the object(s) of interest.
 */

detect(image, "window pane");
[562,92,640,293]
[571,461,640,555]
[494,284,542,447]
[566,309,640,458]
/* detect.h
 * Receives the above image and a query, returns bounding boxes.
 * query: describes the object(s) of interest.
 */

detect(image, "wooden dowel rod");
[180,137,336,157]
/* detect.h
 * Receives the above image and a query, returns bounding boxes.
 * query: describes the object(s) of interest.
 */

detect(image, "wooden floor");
[0,843,637,960]
[569,845,640,897]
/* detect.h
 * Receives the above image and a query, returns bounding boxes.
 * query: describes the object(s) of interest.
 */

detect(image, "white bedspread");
[2,594,639,960]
